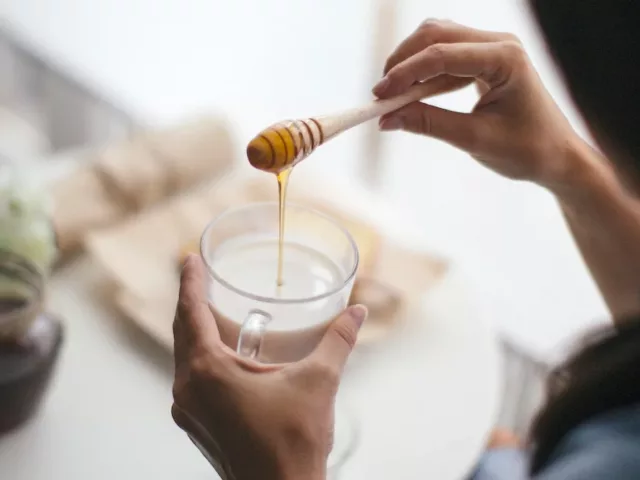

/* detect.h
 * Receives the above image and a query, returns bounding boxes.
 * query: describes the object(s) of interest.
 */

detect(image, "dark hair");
[530,1,640,178]
[527,1,640,473]
[528,318,640,473]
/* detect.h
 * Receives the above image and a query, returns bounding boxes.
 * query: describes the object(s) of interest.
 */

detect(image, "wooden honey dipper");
[247,76,468,173]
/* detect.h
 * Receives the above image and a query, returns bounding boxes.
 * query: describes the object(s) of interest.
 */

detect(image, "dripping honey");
[276,168,291,289]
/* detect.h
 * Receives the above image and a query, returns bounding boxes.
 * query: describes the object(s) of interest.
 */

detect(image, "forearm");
[232,457,326,480]
[551,137,640,319]
[271,450,326,480]
[278,464,326,480]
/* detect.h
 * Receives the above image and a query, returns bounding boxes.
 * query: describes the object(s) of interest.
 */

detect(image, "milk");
[208,237,352,363]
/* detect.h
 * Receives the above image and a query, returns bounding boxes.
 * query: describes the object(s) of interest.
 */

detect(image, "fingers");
[307,305,368,374]
[384,19,456,77]
[383,19,519,76]
[174,254,220,355]
[379,101,485,153]
[375,41,524,99]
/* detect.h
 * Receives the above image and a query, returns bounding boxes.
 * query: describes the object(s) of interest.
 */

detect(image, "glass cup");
[197,202,360,475]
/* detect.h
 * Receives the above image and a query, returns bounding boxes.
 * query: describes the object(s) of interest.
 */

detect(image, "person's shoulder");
[536,404,640,480]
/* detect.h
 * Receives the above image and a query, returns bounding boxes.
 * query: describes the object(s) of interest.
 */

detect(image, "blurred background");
[0,0,611,479]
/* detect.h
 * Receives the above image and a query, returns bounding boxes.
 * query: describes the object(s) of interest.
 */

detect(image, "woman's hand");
[171,254,367,480]
[375,19,582,192]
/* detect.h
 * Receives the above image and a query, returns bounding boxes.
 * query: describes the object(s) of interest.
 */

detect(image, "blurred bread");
[143,116,236,192]
[95,140,168,210]
[350,277,404,344]
[52,167,127,255]
[50,116,237,258]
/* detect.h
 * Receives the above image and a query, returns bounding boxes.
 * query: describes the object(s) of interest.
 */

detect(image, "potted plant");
[0,167,62,434]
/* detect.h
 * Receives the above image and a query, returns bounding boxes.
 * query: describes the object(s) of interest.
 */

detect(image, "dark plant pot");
[0,313,64,434]
[0,248,63,435]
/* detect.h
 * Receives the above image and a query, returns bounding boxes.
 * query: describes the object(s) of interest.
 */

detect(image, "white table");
[0,158,502,479]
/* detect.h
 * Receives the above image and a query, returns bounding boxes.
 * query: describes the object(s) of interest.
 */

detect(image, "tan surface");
[50,116,236,258]
[95,140,168,210]
[52,166,127,254]
[143,116,237,192]
[86,169,448,350]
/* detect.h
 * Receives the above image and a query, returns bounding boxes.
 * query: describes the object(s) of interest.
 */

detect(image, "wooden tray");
[85,168,448,350]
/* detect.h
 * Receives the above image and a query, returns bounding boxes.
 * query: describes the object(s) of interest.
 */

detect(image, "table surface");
[0,176,502,479]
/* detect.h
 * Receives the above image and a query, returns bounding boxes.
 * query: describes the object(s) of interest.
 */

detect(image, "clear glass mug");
[191,202,360,477]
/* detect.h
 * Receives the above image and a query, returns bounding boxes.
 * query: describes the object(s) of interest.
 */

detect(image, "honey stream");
[276,168,292,288]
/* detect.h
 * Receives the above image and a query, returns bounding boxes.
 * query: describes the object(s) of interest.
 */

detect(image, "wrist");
[276,451,326,480]
[278,459,326,480]
[544,135,616,206]
[280,471,325,480]
[232,457,326,480]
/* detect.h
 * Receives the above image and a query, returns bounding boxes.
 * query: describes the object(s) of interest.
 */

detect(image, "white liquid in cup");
[209,238,351,363]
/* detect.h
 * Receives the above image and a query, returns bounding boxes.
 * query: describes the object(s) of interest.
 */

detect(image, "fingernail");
[348,304,368,328]
[379,117,403,131]
[372,77,390,96]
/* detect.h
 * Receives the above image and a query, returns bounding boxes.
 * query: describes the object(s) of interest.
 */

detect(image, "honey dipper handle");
[316,76,466,141]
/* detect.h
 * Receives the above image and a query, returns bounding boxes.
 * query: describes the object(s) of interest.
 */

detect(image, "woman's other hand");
[375,19,581,192]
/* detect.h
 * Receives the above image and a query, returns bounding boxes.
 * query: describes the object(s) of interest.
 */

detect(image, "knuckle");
[325,367,341,387]
[275,410,319,450]
[383,57,394,75]
[418,19,443,46]
[419,18,443,31]
[502,40,528,66]
[331,321,358,351]
[177,289,197,315]
[427,43,449,59]
[426,43,449,71]
[308,360,341,388]
[384,66,400,82]
[384,64,407,85]
[188,347,229,381]
[501,32,522,45]
[176,299,191,324]
[189,353,213,380]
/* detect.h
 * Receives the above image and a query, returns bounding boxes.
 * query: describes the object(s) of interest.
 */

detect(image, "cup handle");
[237,309,271,359]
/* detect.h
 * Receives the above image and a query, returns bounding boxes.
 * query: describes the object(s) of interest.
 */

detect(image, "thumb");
[308,304,368,373]
[379,102,483,153]
[175,254,220,351]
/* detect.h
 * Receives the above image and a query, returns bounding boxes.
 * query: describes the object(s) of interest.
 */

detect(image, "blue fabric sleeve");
[469,448,529,480]
[469,406,640,480]
[533,438,640,480]
[468,442,640,480]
